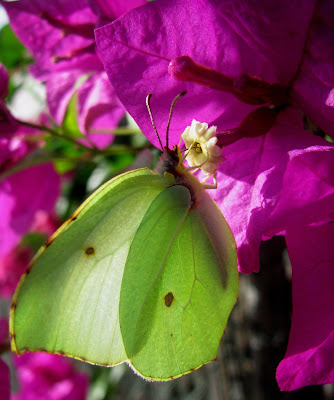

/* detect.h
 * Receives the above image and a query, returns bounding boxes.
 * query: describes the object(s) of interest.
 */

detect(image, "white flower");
[181,120,224,175]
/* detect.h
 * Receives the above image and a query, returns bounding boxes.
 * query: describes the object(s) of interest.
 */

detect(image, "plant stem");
[15,119,100,153]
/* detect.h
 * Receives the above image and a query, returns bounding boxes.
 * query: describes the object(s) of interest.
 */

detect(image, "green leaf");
[0,24,29,69]
[61,74,91,139]
[62,91,85,139]
[20,233,47,254]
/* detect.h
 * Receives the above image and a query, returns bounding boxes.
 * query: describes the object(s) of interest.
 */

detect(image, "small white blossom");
[181,120,224,174]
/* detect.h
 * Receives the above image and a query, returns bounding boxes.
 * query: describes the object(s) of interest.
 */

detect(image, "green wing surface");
[11,168,173,366]
[120,185,238,380]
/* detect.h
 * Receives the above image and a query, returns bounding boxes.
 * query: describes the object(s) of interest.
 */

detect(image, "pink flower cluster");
[1,0,145,148]
[95,0,334,391]
[12,353,89,400]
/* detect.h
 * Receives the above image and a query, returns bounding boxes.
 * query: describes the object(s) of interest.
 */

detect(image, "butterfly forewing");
[11,169,173,366]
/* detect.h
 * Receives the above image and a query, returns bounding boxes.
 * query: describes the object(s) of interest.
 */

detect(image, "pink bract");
[0,210,59,298]
[0,125,61,258]
[2,0,144,147]
[0,163,61,258]
[0,319,10,400]
[276,223,334,390]
[13,353,89,400]
[0,245,32,298]
[211,109,334,274]
[0,359,10,400]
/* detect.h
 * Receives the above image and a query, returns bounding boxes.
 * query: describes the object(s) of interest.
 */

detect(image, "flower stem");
[15,119,100,154]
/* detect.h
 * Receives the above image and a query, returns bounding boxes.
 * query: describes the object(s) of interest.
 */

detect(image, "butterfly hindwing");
[120,185,238,380]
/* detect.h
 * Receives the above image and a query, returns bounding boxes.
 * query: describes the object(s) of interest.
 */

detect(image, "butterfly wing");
[120,185,238,380]
[10,168,173,366]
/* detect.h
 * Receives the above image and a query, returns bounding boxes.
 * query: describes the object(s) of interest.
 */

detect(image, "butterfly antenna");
[166,90,187,150]
[146,93,163,151]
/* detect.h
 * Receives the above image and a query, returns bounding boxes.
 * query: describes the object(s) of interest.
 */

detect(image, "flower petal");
[292,0,334,138]
[88,0,146,22]
[0,164,60,257]
[0,359,10,400]
[211,108,334,273]
[14,353,89,400]
[276,223,334,390]
[2,0,96,75]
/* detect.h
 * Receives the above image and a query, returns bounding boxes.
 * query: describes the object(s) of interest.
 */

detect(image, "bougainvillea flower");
[0,128,61,258]
[0,211,59,298]
[95,0,334,390]
[2,0,145,148]
[0,245,33,298]
[95,0,334,267]
[0,318,10,400]
[13,353,89,400]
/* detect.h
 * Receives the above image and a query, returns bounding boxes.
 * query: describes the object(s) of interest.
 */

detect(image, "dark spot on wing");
[164,292,174,307]
[85,247,95,256]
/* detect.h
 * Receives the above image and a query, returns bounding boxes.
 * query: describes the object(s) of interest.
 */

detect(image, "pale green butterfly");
[10,92,238,381]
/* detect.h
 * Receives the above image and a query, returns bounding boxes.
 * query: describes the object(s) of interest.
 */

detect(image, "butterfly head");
[147,92,224,192]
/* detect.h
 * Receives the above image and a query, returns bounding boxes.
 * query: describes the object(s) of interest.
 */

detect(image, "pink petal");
[0,245,32,298]
[14,353,89,400]
[276,223,334,390]
[88,0,146,21]
[211,108,334,273]
[292,0,334,138]
[77,71,125,148]
[0,318,8,345]
[3,0,96,76]
[46,67,124,148]
[0,359,10,400]
[265,149,334,236]
[0,164,61,257]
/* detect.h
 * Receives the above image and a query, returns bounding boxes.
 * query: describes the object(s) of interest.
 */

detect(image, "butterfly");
[10,92,238,381]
